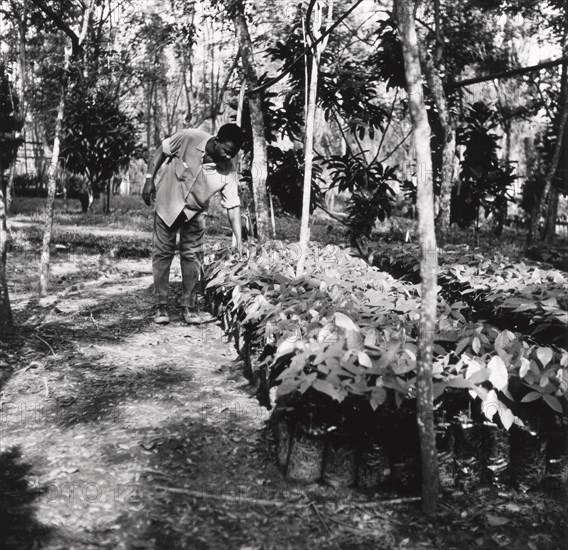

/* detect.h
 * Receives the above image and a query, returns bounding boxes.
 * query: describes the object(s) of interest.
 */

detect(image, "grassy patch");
[11,195,153,232]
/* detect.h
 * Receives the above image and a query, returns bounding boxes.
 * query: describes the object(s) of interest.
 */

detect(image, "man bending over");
[142,123,244,324]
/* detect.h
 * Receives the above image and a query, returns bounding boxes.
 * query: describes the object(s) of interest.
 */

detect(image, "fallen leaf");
[486,514,510,526]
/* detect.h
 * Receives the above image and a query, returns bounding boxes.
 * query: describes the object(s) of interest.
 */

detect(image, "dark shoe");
[182,307,214,325]
[153,305,170,324]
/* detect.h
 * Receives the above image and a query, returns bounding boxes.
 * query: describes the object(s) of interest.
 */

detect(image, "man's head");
[211,123,244,163]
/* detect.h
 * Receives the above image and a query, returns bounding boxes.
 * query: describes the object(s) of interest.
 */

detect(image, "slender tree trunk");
[395,0,439,516]
[296,45,319,277]
[182,51,193,125]
[419,38,455,244]
[236,80,245,127]
[38,4,91,299]
[528,87,568,245]
[153,83,160,150]
[6,6,28,214]
[146,79,154,168]
[6,165,15,213]
[229,0,270,242]
[297,0,333,277]
[543,184,559,241]
[106,179,111,213]
[209,19,217,132]
[214,49,240,121]
[39,70,67,299]
[0,165,14,340]
[495,123,512,237]
[543,52,568,242]
[528,10,568,246]
[232,80,247,247]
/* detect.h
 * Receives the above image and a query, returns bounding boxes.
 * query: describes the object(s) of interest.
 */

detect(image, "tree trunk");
[38,6,91,298]
[0,165,14,340]
[6,164,15,213]
[528,9,568,246]
[229,0,270,242]
[297,0,333,277]
[6,10,27,215]
[395,0,439,516]
[419,43,455,244]
[146,79,154,168]
[495,122,512,237]
[543,185,559,241]
[106,179,111,213]
[296,43,319,277]
[38,75,67,299]
[528,92,568,245]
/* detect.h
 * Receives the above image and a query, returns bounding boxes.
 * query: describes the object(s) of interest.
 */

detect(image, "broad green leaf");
[312,379,344,402]
[488,356,508,390]
[498,404,515,430]
[394,390,403,408]
[519,357,530,378]
[529,360,540,376]
[468,368,489,385]
[392,358,417,375]
[402,346,417,362]
[455,337,470,357]
[482,390,499,421]
[494,331,510,352]
[520,391,541,403]
[205,274,226,289]
[446,376,472,389]
[515,303,538,312]
[357,351,373,368]
[375,341,402,371]
[433,382,447,399]
[536,347,553,367]
[276,378,301,397]
[543,394,563,414]
[275,339,297,359]
[370,386,387,410]
[334,312,360,332]
[472,336,481,354]
[364,328,379,347]
[299,372,317,394]
[465,359,484,379]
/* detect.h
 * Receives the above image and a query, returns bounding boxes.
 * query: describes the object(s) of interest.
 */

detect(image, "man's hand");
[142,177,156,206]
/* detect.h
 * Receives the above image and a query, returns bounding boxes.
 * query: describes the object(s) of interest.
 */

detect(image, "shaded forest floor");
[1,208,567,550]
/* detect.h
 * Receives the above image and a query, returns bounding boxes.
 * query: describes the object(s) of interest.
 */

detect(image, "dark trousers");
[152,212,205,307]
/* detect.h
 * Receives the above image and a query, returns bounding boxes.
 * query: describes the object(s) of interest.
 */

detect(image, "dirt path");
[2,255,404,550]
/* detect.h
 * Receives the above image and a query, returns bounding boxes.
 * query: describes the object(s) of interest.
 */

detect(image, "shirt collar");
[195,135,213,159]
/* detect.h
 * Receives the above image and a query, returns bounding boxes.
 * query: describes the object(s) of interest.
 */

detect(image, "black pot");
[322,435,357,488]
[356,442,391,490]
[286,426,325,483]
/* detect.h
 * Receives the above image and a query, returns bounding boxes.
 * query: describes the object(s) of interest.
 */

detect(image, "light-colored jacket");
[155,129,240,227]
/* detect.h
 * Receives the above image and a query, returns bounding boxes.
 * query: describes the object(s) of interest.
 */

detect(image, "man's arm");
[142,146,167,206]
[227,206,244,258]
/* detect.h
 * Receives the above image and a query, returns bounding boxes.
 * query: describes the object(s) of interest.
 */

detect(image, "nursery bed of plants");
[371,242,568,348]
[202,241,568,496]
